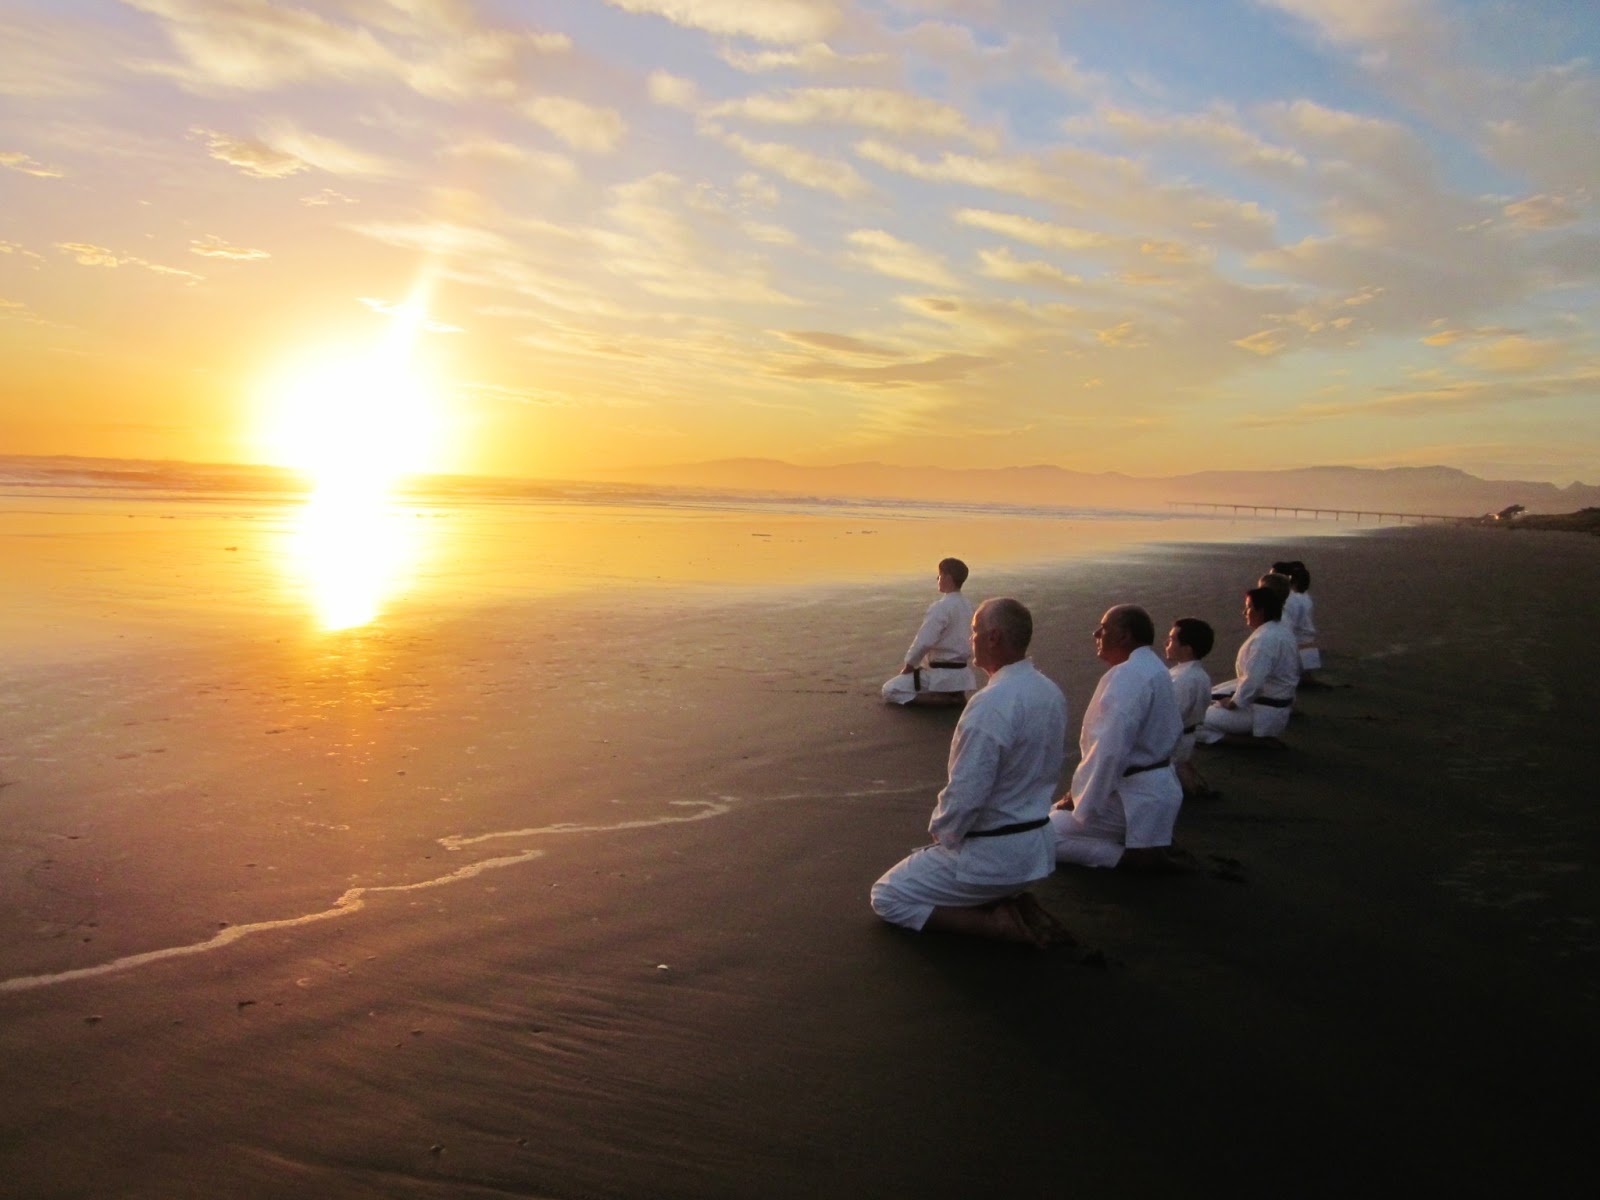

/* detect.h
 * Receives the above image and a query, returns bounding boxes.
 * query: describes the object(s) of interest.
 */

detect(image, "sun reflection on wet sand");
[288,485,430,630]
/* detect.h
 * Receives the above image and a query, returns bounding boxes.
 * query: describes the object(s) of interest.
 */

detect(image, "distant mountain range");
[588,459,1600,517]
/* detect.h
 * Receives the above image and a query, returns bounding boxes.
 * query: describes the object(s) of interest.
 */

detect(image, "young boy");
[1165,617,1216,800]
[881,557,977,705]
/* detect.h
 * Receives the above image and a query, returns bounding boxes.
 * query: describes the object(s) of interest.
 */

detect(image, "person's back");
[882,558,977,705]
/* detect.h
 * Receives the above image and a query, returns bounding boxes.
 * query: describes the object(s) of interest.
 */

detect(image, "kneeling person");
[1198,585,1299,743]
[1166,617,1215,801]
[871,598,1069,944]
[881,557,976,705]
[1052,605,1184,870]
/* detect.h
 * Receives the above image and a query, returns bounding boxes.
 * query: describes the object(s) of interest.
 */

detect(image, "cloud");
[190,234,270,260]
[1455,335,1569,374]
[57,242,124,267]
[1260,0,1444,51]
[648,71,700,109]
[720,42,888,74]
[776,330,903,357]
[602,0,842,44]
[1233,329,1288,357]
[897,21,1100,97]
[713,129,871,197]
[0,151,64,178]
[55,241,204,282]
[975,247,1083,291]
[359,296,463,333]
[709,87,992,147]
[857,139,1276,249]
[440,137,578,181]
[595,172,801,304]
[191,127,308,178]
[522,96,626,153]
[301,188,359,206]
[1098,106,1308,180]
[956,208,1112,251]
[260,120,400,177]
[1420,325,1514,347]
[1094,320,1144,349]
[1503,194,1583,231]
[846,229,957,287]
[1264,0,1600,198]
[774,352,994,387]
[0,15,115,98]
[126,0,573,105]
[125,0,403,91]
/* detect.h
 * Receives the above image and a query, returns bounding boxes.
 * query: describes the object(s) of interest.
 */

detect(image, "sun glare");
[257,290,449,502]
[262,352,441,500]
[259,289,448,628]
[289,488,427,631]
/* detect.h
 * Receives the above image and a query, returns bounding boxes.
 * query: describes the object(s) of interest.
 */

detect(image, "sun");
[255,297,447,499]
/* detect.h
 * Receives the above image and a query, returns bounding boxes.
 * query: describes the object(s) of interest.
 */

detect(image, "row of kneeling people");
[870,564,1322,947]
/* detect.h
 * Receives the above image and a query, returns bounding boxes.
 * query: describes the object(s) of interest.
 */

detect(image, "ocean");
[1,454,1337,659]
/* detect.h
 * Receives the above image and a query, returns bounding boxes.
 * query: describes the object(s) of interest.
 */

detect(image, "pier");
[1169,501,1470,524]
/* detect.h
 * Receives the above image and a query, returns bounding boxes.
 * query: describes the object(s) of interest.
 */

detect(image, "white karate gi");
[871,659,1067,929]
[1052,645,1183,869]
[1169,659,1212,766]
[881,590,977,703]
[1199,619,1300,740]
[1284,590,1321,670]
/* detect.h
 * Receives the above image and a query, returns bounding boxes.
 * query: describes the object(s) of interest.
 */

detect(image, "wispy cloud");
[55,242,204,283]
[189,235,269,260]
[711,128,871,197]
[710,87,994,147]
[846,230,957,288]
[0,151,64,179]
[192,127,308,179]
[522,96,626,153]
[603,0,842,44]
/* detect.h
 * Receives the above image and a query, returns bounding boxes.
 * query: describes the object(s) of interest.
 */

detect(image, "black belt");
[1123,758,1170,777]
[966,817,1049,839]
[1183,724,1198,734]
[914,661,967,691]
[1253,696,1292,708]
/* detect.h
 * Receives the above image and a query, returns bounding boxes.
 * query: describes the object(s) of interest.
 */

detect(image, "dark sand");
[1,524,1595,1197]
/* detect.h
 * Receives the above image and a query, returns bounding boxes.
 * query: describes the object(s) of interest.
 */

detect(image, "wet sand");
[1,523,1595,1196]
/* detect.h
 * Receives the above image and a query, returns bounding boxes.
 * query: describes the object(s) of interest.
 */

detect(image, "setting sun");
[255,296,448,499]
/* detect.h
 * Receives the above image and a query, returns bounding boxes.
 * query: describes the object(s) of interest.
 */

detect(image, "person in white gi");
[1050,605,1184,870]
[1197,585,1300,742]
[871,597,1070,945]
[1273,560,1321,675]
[1165,617,1215,801]
[881,557,977,705]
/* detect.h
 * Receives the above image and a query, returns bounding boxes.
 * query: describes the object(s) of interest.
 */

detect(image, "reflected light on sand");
[289,485,427,630]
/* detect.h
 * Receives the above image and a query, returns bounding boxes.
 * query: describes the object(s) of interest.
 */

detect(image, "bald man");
[871,598,1071,945]
[1051,604,1184,870]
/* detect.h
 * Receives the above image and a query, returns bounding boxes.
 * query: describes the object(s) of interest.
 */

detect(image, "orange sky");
[2,0,1598,484]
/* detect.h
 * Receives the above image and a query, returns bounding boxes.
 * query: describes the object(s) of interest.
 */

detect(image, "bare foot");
[990,899,1049,947]
[1013,892,1077,947]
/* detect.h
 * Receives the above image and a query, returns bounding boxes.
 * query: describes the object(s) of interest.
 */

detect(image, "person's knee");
[870,879,926,929]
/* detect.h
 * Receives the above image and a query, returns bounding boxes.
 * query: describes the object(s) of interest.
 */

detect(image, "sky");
[2,0,1598,486]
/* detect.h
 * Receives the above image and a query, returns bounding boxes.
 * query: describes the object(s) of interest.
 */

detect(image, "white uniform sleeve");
[1070,675,1137,817]
[905,599,950,667]
[929,719,1002,846]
